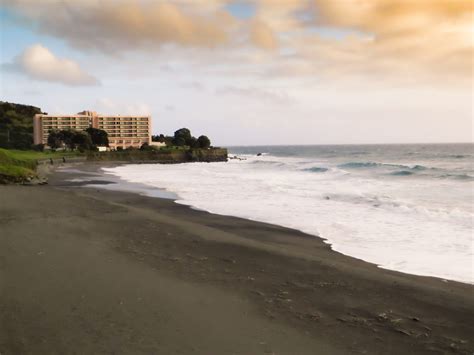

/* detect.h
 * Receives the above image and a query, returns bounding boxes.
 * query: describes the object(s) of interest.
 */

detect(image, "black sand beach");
[1,164,473,354]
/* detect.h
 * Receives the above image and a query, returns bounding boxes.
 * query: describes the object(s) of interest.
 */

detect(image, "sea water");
[102,144,473,283]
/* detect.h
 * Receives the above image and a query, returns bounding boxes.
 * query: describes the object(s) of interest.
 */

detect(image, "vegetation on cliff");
[153,128,212,149]
[0,101,42,150]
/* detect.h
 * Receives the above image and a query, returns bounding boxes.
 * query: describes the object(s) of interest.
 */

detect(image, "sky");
[0,0,472,145]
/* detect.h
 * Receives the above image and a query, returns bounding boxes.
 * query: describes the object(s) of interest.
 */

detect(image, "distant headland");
[0,101,227,184]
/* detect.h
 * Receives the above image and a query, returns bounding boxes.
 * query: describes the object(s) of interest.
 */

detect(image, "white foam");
[102,156,474,284]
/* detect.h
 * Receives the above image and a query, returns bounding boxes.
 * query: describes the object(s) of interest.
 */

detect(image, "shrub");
[196,135,211,149]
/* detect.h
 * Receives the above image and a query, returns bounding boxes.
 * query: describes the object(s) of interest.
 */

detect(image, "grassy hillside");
[0,149,37,183]
[0,101,43,149]
[0,149,79,184]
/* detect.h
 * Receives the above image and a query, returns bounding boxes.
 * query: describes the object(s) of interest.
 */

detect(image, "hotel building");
[33,110,151,149]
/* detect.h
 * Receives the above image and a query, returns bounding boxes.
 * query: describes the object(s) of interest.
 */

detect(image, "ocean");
[102,143,473,284]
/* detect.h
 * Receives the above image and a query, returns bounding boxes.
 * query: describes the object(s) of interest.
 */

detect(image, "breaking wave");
[391,170,414,176]
[438,173,474,181]
[304,167,329,173]
[337,161,431,171]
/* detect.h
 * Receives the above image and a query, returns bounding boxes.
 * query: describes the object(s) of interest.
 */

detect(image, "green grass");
[0,164,35,177]
[2,149,81,161]
[0,148,82,183]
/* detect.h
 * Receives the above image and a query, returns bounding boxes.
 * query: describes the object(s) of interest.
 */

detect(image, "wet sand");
[0,164,473,354]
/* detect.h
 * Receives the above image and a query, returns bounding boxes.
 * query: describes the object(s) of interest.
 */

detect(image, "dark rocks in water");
[257,153,262,156]
[229,155,246,161]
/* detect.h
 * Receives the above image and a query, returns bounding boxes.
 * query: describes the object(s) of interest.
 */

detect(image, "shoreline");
[95,162,472,285]
[1,162,473,354]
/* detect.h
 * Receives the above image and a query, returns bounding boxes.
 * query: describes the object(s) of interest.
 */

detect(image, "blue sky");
[1,0,472,145]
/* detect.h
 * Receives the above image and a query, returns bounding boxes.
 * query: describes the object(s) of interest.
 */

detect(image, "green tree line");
[47,128,109,151]
[152,128,211,149]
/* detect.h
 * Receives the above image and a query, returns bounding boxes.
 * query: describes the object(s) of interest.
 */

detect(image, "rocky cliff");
[86,148,228,164]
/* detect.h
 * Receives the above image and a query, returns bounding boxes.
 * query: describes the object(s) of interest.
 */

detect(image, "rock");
[395,328,411,336]
[221,257,236,264]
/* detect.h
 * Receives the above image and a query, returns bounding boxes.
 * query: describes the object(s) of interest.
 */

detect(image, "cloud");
[216,85,294,105]
[95,98,151,115]
[305,0,473,82]
[179,81,206,90]
[4,0,234,52]
[242,0,472,85]
[250,20,278,50]
[11,44,99,86]
[314,0,472,34]
[3,0,472,86]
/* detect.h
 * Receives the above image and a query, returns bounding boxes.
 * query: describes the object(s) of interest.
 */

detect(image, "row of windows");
[42,123,91,127]
[98,123,149,126]
[43,124,90,126]
[109,140,146,144]
[43,127,90,130]
[108,134,149,138]
[42,129,148,136]
[42,121,90,124]
[43,117,91,121]
[99,129,149,132]
[42,119,91,122]
[106,131,149,134]
[43,126,147,132]
[43,125,147,129]
[99,124,147,127]
[99,127,149,130]
[108,131,149,134]
[41,117,148,121]
[100,117,148,121]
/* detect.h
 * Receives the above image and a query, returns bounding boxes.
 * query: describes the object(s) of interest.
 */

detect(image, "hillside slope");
[0,101,43,149]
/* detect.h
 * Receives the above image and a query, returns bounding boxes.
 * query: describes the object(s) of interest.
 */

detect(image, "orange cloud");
[4,0,472,85]
[314,0,473,72]
[250,20,278,50]
[282,0,473,84]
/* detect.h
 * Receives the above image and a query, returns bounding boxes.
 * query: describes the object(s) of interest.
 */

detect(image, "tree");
[72,131,93,151]
[47,129,93,151]
[196,135,211,149]
[0,101,41,150]
[188,136,197,148]
[173,128,193,146]
[60,130,76,150]
[152,134,165,142]
[85,127,109,146]
[152,134,173,146]
[47,130,63,149]
[154,129,213,149]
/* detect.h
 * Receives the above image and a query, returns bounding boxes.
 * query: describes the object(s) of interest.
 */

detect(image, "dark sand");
[0,164,473,354]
